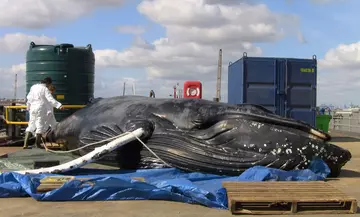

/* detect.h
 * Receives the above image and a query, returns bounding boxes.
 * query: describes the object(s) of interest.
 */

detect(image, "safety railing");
[330,115,360,133]
[4,105,86,125]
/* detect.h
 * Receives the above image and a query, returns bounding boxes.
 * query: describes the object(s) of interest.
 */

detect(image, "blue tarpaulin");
[0,158,330,209]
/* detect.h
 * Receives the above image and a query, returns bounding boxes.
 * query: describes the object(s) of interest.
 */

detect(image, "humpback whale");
[46,96,351,177]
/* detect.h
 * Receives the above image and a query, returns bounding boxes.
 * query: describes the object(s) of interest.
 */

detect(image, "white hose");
[14,128,144,175]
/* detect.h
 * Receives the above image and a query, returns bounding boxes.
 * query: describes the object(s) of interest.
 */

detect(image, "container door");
[276,59,288,117]
[244,58,279,114]
[284,57,317,126]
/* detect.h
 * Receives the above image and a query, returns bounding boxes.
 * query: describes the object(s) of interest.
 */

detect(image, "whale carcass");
[46,96,351,177]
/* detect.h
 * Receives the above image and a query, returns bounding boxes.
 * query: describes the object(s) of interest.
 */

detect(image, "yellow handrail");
[4,105,86,125]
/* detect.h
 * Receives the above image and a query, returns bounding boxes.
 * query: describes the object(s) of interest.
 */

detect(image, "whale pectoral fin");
[79,123,125,147]
[76,123,127,165]
[79,120,154,146]
[78,120,154,167]
[124,119,155,140]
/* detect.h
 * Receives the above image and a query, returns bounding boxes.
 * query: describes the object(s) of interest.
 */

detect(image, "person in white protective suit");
[23,77,64,149]
[43,84,58,129]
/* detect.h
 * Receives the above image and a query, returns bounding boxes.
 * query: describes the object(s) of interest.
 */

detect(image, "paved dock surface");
[0,131,359,217]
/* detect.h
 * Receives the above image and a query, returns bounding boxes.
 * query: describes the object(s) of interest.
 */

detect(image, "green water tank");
[26,42,95,121]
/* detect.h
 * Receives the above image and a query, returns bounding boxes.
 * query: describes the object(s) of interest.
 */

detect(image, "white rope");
[41,130,171,167]
[129,131,171,167]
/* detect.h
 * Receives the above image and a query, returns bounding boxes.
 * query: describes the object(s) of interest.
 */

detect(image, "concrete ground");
[0,131,359,217]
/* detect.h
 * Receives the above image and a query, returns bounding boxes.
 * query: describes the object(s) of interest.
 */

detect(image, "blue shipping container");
[228,53,317,127]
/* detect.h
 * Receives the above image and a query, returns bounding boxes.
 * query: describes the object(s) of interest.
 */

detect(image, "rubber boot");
[22,132,31,149]
[35,134,43,149]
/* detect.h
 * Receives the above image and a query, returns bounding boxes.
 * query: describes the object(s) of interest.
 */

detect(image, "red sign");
[183,81,202,98]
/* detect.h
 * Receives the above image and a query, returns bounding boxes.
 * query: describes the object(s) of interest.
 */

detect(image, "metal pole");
[132,82,136,95]
[349,116,351,132]
[122,81,126,96]
[13,74,17,102]
[216,49,222,102]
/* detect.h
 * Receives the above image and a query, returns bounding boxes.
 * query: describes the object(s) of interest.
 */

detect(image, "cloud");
[319,42,360,69]
[297,32,308,44]
[0,33,56,53]
[317,41,360,105]
[0,63,26,99]
[286,0,348,4]
[137,0,298,43]
[91,69,228,100]
[0,33,55,98]
[0,0,127,29]
[93,75,167,98]
[0,0,311,102]
[310,0,348,3]
[204,0,250,5]
[95,0,301,101]
[116,25,146,35]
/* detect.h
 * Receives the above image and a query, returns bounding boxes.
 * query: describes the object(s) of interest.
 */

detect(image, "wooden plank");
[223,181,358,215]
[37,176,90,193]
[44,142,67,150]
[36,175,146,193]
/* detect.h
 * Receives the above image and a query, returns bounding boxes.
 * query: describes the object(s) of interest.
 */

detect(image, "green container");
[316,115,332,132]
[26,42,95,121]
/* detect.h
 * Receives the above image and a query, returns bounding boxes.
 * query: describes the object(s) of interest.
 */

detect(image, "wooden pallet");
[223,181,358,215]
[37,176,91,193]
[44,142,67,150]
[36,176,146,193]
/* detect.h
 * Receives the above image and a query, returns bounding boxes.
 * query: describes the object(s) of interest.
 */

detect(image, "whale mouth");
[203,112,331,142]
[137,117,351,176]
[138,131,266,174]
[321,143,352,177]
[43,110,350,177]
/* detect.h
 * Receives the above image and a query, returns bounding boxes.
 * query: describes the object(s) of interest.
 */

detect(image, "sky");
[0,0,359,106]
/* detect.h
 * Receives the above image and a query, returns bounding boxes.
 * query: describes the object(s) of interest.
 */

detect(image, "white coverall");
[44,102,57,129]
[25,83,62,135]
